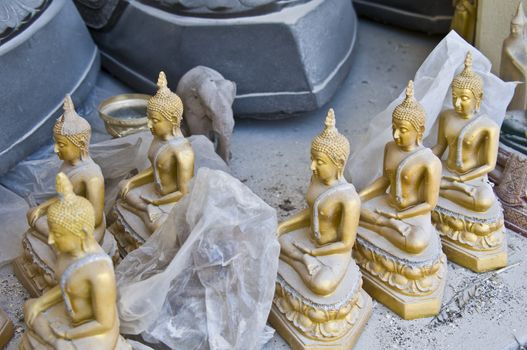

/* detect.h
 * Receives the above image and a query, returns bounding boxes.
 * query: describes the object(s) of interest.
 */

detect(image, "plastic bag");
[116,168,279,350]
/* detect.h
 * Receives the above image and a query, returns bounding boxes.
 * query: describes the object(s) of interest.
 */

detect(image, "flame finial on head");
[157,71,168,89]
[56,172,74,201]
[405,80,414,101]
[63,95,75,114]
[53,95,91,156]
[325,108,336,129]
[512,2,526,26]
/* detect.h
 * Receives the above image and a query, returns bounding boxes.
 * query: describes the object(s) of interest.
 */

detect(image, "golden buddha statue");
[431,52,507,272]
[352,81,447,320]
[0,308,14,349]
[269,109,372,349]
[14,95,116,297]
[20,173,131,350]
[110,71,195,254]
[451,0,477,43]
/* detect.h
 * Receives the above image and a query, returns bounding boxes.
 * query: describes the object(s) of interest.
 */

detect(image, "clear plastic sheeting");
[0,185,29,266]
[346,31,516,190]
[116,168,280,350]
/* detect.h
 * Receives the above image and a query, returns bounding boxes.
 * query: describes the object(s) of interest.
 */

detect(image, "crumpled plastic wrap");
[115,168,280,350]
[346,31,517,189]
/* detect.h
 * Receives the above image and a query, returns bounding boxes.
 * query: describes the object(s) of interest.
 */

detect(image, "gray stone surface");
[2,19,527,350]
[91,0,357,116]
[0,0,100,175]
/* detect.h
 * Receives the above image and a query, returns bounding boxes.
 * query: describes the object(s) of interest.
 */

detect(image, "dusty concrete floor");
[2,18,527,350]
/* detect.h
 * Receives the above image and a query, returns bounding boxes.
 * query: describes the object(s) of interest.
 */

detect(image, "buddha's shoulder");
[334,183,360,204]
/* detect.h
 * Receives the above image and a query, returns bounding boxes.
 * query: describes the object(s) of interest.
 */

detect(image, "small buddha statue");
[0,308,14,349]
[431,52,507,272]
[501,2,527,111]
[14,95,115,297]
[352,81,447,320]
[20,173,131,350]
[111,71,195,254]
[270,109,372,349]
[500,2,527,155]
[451,0,477,43]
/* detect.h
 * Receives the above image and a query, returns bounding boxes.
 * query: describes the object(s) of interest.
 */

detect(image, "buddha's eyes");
[461,96,469,101]
[58,143,66,148]
[400,128,408,133]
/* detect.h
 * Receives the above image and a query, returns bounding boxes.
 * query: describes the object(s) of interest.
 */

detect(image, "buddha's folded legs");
[279,235,349,296]
[360,208,430,254]
[440,179,494,212]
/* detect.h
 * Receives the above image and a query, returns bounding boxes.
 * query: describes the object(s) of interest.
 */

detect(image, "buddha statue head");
[47,172,95,254]
[147,71,184,138]
[311,108,350,184]
[511,2,525,37]
[53,95,91,163]
[392,80,426,149]
[451,52,484,117]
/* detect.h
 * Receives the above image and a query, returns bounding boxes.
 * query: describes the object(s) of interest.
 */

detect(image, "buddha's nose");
[310,160,316,171]
[393,129,400,139]
[455,98,462,108]
[48,235,54,245]
[53,144,59,154]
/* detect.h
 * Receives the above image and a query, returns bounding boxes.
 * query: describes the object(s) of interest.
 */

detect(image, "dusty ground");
[1,18,527,350]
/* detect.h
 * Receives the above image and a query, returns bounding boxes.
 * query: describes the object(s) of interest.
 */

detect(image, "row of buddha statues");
[7,51,508,350]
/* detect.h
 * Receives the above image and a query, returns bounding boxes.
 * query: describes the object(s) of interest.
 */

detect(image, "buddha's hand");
[293,241,312,255]
[140,195,159,206]
[23,298,43,326]
[443,174,462,182]
[302,255,321,276]
[50,321,68,339]
[375,208,398,219]
[452,181,476,197]
[26,207,40,227]
[118,180,132,199]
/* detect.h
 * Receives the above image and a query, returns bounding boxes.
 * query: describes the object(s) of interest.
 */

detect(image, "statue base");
[489,143,527,238]
[432,196,507,273]
[90,0,357,116]
[0,308,14,349]
[109,200,173,256]
[270,259,372,349]
[353,229,447,320]
[13,230,119,297]
[268,290,372,350]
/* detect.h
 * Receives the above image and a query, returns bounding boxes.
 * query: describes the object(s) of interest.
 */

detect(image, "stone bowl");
[98,94,150,138]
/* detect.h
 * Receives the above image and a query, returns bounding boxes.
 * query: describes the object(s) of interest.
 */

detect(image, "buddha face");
[452,87,479,117]
[54,135,81,163]
[310,150,342,184]
[511,23,523,36]
[148,110,175,138]
[392,119,420,149]
[48,223,83,254]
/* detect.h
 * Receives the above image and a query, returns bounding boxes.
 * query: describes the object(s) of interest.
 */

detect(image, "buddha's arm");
[431,113,447,158]
[26,197,59,225]
[456,128,499,182]
[153,150,194,206]
[119,167,154,197]
[277,209,310,236]
[359,144,390,201]
[25,286,62,325]
[311,200,359,256]
[359,176,389,202]
[63,273,116,340]
[85,177,105,227]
